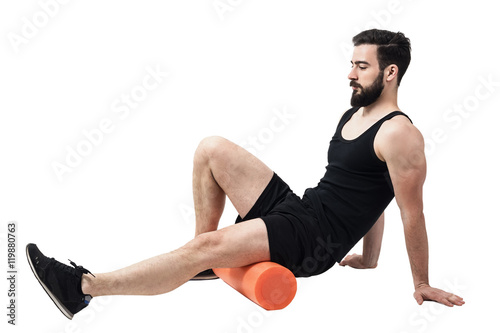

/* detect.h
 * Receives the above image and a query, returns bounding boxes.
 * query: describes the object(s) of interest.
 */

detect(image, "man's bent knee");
[195,136,229,158]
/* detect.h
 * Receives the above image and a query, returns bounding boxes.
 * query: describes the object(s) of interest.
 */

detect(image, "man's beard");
[350,71,385,107]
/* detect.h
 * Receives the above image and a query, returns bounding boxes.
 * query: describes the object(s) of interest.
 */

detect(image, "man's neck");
[360,90,399,118]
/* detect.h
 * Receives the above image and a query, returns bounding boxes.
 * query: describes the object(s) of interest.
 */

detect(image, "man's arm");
[339,212,384,269]
[378,117,464,307]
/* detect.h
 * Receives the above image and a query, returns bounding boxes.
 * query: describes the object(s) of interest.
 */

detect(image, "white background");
[1,1,499,332]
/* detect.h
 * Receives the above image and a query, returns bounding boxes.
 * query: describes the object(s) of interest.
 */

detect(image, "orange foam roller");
[213,261,297,310]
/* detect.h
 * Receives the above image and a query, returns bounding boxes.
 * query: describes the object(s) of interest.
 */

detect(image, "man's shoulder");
[380,113,421,143]
[375,114,424,162]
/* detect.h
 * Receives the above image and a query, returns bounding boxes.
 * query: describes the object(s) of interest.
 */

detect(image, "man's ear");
[386,64,399,83]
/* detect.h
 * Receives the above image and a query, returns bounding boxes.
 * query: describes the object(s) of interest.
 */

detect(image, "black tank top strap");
[363,110,413,143]
[381,111,412,124]
[335,107,361,133]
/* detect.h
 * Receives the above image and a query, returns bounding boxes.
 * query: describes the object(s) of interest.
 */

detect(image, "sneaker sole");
[26,244,74,320]
[190,275,219,281]
[190,268,219,281]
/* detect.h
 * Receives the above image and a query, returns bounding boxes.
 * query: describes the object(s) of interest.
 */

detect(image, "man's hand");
[339,253,377,269]
[413,284,465,307]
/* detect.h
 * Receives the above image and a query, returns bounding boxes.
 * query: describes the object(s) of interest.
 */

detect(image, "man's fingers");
[339,254,355,267]
[441,292,465,307]
[441,297,454,307]
[413,291,424,305]
[449,294,465,306]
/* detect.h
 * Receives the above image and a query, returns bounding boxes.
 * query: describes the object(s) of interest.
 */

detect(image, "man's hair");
[352,29,411,86]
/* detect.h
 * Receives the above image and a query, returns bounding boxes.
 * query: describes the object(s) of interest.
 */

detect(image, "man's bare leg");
[192,136,273,236]
[82,218,270,296]
[82,137,275,296]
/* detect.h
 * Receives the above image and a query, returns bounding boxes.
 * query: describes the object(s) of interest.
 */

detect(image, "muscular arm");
[377,117,464,307]
[383,125,428,288]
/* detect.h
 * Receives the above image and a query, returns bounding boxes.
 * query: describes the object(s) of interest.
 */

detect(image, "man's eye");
[359,67,367,70]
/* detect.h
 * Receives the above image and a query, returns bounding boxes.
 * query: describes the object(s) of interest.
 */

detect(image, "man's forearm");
[403,211,429,288]
[362,213,384,267]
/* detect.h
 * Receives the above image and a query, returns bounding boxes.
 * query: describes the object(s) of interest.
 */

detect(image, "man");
[27,29,464,320]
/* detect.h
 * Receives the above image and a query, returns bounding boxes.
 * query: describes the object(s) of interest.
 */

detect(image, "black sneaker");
[26,243,94,319]
[190,269,219,281]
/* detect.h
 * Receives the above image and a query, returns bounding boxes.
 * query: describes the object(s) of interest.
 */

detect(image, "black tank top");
[303,107,412,262]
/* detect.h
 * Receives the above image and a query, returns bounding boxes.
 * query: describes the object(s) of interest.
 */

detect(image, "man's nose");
[347,68,357,81]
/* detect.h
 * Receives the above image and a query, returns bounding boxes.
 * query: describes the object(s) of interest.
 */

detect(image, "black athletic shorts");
[235,173,341,277]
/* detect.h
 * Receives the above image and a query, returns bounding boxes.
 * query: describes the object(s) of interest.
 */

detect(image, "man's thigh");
[198,136,274,218]
[200,218,271,269]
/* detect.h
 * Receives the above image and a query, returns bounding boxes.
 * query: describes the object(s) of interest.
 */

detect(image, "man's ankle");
[81,273,95,296]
